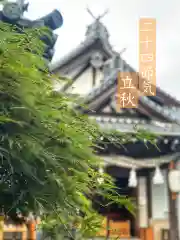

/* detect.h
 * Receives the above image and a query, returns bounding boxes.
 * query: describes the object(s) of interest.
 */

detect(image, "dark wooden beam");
[146,172,152,221]
[134,183,140,237]
[167,162,179,240]
[92,67,96,87]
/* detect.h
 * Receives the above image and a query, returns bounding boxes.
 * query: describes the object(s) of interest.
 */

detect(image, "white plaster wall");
[138,177,148,227]
[66,67,93,95]
[177,161,180,236]
[66,67,104,96]
[95,68,104,87]
[53,66,92,92]
[151,170,169,220]
[53,61,104,94]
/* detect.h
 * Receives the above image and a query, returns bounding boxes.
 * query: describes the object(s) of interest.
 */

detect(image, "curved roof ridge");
[50,19,116,71]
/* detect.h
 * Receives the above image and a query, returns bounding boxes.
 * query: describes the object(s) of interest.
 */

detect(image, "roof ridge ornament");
[86,7,109,22]
[2,0,29,22]
[85,7,110,40]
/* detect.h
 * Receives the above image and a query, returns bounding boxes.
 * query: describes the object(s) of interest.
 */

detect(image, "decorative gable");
[51,11,180,125]
[66,67,94,95]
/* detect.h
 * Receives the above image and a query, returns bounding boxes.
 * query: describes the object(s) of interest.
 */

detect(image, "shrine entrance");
[106,165,138,237]
[93,165,139,238]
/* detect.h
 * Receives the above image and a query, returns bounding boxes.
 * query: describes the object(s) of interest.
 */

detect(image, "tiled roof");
[51,18,180,128]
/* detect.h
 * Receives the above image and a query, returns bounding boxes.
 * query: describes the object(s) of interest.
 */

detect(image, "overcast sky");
[25,0,180,100]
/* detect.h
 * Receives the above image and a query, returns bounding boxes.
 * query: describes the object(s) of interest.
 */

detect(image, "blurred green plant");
[0,21,157,239]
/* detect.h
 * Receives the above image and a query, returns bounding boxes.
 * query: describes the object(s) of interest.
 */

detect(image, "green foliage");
[0,22,97,209]
[96,128,158,149]
[0,21,157,239]
[0,21,138,238]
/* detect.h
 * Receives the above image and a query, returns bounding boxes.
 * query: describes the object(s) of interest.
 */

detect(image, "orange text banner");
[117,72,139,109]
[139,18,156,96]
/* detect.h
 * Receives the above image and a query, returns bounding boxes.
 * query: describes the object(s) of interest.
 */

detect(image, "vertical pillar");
[146,172,152,222]
[28,220,36,240]
[21,224,27,240]
[168,161,179,240]
[133,183,140,237]
[0,216,4,240]
[177,161,180,238]
[138,177,148,228]
[106,216,110,240]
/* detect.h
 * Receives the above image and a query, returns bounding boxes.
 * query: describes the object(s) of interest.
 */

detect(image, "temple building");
[50,14,180,240]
